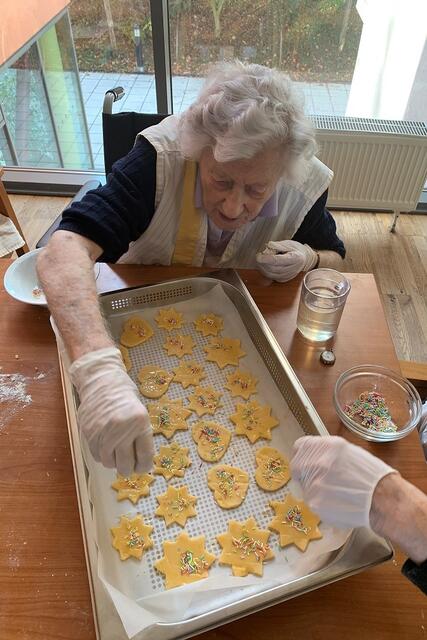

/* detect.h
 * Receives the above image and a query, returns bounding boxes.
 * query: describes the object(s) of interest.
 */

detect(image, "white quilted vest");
[119,115,333,266]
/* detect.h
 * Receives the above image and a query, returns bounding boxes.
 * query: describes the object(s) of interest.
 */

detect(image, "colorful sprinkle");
[231,532,269,561]
[180,550,209,575]
[344,391,397,433]
[285,505,311,535]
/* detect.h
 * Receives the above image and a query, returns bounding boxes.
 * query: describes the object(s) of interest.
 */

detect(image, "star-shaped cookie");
[137,365,174,398]
[172,360,206,388]
[254,447,290,491]
[155,532,216,589]
[111,515,153,560]
[155,307,184,331]
[111,473,154,504]
[217,517,274,577]
[204,337,246,368]
[120,316,154,347]
[268,494,322,551]
[163,334,195,358]
[119,345,132,372]
[155,485,197,527]
[230,400,279,443]
[225,369,258,399]
[207,464,249,508]
[192,420,232,462]
[148,398,192,438]
[194,313,223,337]
[153,442,191,480]
[187,385,222,416]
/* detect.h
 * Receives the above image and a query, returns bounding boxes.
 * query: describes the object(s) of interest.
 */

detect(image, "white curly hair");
[178,60,317,179]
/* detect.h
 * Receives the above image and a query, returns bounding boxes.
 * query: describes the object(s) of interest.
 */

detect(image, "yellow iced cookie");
[155,532,216,589]
[254,447,290,491]
[187,385,222,416]
[148,398,192,439]
[153,442,191,480]
[194,313,223,337]
[119,345,132,371]
[172,360,206,388]
[204,337,246,369]
[120,316,154,347]
[207,464,249,509]
[192,420,232,462]
[111,515,153,561]
[225,370,258,399]
[155,485,197,527]
[163,334,195,358]
[217,517,274,577]
[268,494,322,551]
[111,473,154,504]
[137,365,174,398]
[230,400,279,443]
[155,307,184,331]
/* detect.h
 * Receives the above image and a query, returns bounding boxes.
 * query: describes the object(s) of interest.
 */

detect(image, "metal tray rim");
[62,268,393,639]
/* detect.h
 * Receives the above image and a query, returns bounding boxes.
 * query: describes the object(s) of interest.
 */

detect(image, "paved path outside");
[80,71,350,170]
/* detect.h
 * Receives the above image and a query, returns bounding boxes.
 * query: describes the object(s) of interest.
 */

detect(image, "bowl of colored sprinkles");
[334,364,422,442]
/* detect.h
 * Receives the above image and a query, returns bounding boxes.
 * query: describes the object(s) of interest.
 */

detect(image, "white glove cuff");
[69,346,125,391]
[303,245,318,271]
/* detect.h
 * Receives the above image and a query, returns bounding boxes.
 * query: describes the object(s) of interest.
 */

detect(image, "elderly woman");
[37,61,345,475]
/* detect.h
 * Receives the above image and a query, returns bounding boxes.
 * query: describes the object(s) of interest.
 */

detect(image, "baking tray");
[58,268,393,640]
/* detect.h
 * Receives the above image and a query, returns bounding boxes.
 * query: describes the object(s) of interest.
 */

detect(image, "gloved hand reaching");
[69,347,154,477]
[290,435,398,529]
[256,240,318,282]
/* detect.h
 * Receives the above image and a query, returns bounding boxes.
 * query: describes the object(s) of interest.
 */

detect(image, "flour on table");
[0,373,32,430]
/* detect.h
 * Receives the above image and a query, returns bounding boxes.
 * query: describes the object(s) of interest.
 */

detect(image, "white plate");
[4,248,101,306]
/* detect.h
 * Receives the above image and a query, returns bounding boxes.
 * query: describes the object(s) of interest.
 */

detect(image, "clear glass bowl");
[333,364,422,442]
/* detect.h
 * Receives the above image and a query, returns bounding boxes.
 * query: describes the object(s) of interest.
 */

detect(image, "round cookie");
[254,447,290,491]
[192,420,232,462]
[207,464,249,508]
[138,365,174,398]
[119,344,132,372]
[120,316,154,347]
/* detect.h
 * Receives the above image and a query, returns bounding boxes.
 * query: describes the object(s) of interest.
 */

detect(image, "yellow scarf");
[171,160,202,265]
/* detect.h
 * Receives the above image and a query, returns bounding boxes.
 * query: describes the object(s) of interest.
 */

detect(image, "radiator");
[312,116,427,217]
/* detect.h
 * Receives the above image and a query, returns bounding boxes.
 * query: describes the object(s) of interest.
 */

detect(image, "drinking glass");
[296,268,351,341]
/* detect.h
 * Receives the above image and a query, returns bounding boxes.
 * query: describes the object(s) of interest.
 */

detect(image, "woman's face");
[198,146,283,231]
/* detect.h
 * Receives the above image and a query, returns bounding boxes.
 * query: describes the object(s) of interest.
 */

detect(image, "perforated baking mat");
[75,276,354,638]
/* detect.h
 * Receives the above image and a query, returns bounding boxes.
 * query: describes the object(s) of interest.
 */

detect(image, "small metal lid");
[320,350,336,366]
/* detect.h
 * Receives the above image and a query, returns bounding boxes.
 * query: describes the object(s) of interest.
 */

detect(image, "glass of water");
[296,268,351,342]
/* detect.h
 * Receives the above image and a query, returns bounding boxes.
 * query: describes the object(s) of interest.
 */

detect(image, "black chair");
[36,87,168,248]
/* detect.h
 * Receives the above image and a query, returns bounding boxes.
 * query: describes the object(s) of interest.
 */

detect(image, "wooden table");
[1,261,425,640]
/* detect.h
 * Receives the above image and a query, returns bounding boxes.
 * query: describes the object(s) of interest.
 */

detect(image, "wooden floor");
[8,194,427,364]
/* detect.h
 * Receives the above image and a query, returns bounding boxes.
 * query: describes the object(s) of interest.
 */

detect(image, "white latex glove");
[69,347,154,476]
[290,435,398,529]
[256,240,318,282]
